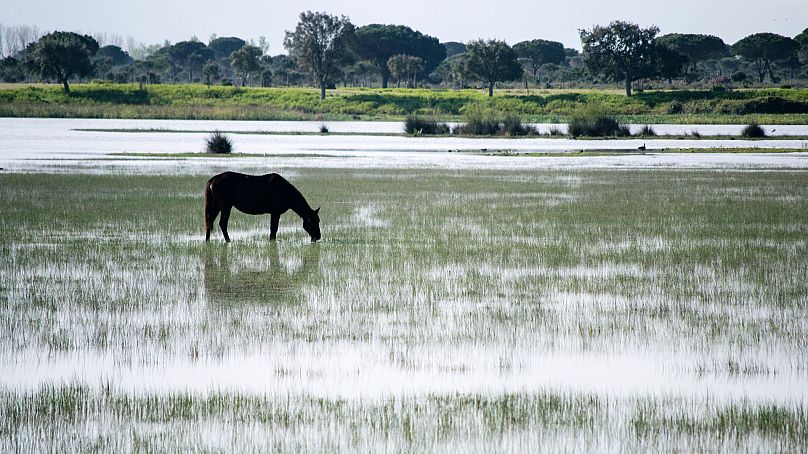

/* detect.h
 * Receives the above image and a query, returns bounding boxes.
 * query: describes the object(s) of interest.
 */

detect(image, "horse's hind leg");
[219,206,232,243]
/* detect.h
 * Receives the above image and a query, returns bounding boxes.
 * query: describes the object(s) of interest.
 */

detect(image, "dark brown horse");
[204,172,321,242]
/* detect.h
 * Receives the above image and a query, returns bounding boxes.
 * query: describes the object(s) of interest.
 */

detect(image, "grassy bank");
[1,83,808,123]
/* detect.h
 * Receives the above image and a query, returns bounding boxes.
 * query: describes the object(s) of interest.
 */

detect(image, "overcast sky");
[4,0,806,54]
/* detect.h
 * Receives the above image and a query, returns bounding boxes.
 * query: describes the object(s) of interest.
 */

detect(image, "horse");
[204,171,321,243]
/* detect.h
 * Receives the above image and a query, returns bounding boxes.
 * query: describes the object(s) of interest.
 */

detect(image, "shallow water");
[1,126,807,450]
[1,118,808,173]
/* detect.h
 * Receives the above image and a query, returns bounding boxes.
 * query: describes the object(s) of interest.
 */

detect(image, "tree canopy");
[442,42,466,59]
[656,34,727,62]
[284,11,356,99]
[355,24,445,88]
[513,39,566,84]
[208,37,246,61]
[656,33,727,81]
[230,45,262,87]
[387,54,424,87]
[580,21,659,96]
[169,41,214,82]
[462,39,522,96]
[22,31,99,92]
[732,33,797,82]
[97,45,133,66]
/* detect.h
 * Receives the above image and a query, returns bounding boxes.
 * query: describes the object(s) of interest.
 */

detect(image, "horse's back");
[207,171,289,214]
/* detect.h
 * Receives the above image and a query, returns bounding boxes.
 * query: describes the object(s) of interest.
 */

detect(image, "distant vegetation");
[0,16,806,99]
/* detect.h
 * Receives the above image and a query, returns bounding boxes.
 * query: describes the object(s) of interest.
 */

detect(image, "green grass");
[1,168,807,451]
[2,83,808,123]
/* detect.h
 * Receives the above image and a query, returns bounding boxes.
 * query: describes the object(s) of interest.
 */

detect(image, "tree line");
[2,13,807,97]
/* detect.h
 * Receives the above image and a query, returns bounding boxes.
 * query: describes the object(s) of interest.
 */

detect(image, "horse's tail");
[204,178,217,240]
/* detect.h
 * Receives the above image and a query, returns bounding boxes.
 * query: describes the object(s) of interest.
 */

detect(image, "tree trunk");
[381,70,390,89]
[61,79,70,94]
[625,77,632,96]
[488,81,494,97]
[319,81,326,100]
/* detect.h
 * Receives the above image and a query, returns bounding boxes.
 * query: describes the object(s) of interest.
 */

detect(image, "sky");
[3,0,806,54]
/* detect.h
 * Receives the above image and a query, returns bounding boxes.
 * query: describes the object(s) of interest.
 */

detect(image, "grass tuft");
[205,130,233,154]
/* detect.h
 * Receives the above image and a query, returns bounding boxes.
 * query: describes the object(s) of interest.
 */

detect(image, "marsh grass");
[1,168,807,451]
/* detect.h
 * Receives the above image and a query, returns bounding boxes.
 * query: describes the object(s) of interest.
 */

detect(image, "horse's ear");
[315,207,320,214]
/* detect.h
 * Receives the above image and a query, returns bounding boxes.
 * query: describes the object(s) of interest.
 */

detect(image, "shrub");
[502,113,536,136]
[547,126,564,136]
[452,109,535,136]
[205,130,233,154]
[457,109,502,135]
[638,125,656,136]
[740,122,766,138]
[666,101,684,114]
[690,130,701,138]
[567,108,629,137]
[404,115,450,135]
[731,71,747,83]
[319,124,329,133]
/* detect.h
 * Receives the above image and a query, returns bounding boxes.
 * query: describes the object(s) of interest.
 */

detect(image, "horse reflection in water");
[203,243,321,306]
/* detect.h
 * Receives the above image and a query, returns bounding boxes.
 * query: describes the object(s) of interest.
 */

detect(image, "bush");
[205,130,233,154]
[547,126,564,136]
[638,125,656,136]
[567,108,629,137]
[666,101,684,114]
[740,122,766,138]
[452,109,536,136]
[319,124,329,133]
[457,109,502,135]
[502,113,537,136]
[404,115,450,135]
[731,71,747,83]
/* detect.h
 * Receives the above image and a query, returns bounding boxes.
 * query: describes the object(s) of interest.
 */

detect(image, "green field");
[1,167,807,451]
[2,83,808,123]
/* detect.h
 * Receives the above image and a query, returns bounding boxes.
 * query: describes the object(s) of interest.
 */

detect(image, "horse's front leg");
[269,212,280,241]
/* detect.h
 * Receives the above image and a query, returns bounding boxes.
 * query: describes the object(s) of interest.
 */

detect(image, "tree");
[443,42,466,59]
[22,31,98,93]
[96,45,134,66]
[387,54,424,88]
[355,24,445,88]
[284,11,356,100]
[580,21,659,96]
[653,44,687,84]
[795,28,808,50]
[732,33,797,83]
[656,33,727,81]
[513,39,566,85]
[345,60,376,87]
[202,60,220,86]
[170,40,214,82]
[462,39,522,96]
[0,56,25,82]
[230,45,262,87]
[208,36,247,76]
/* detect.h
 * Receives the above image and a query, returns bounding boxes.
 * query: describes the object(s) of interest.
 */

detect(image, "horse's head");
[303,207,321,242]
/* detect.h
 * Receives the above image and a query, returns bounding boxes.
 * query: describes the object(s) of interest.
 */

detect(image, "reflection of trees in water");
[203,244,321,306]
